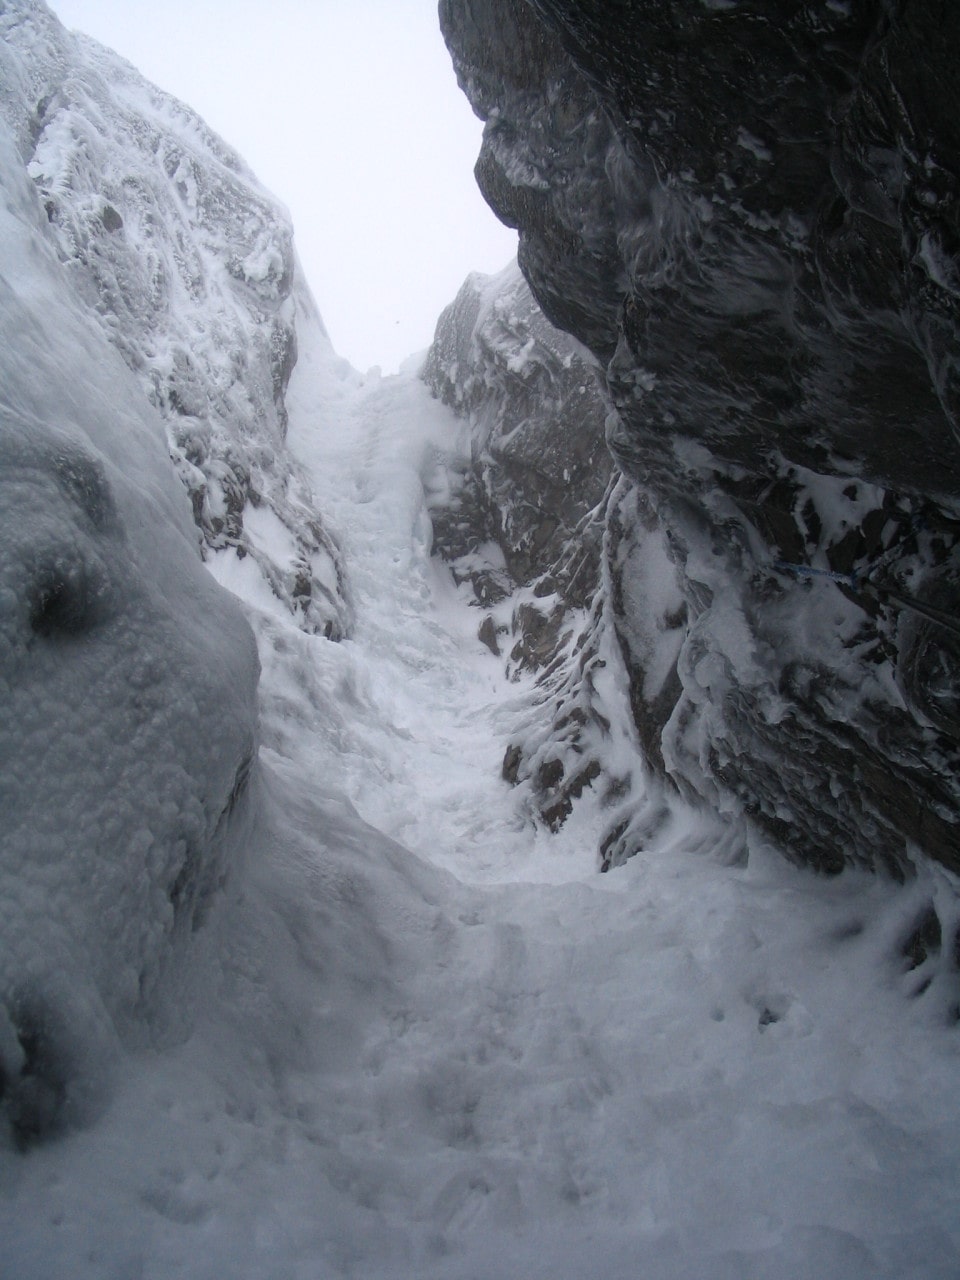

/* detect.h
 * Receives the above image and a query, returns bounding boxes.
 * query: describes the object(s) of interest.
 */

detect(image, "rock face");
[0,0,345,1144]
[424,262,628,829]
[0,0,347,638]
[423,262,611,656]
[439,0,960,876]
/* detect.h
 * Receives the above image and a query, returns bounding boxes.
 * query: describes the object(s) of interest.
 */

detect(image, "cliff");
[438,0,960,878]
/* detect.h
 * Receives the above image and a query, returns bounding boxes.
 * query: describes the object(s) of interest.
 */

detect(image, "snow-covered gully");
[6,334,960,1278]
[2,5,959,1274]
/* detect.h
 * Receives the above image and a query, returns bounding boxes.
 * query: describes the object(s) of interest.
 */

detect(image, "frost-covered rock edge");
[0,0,349,638]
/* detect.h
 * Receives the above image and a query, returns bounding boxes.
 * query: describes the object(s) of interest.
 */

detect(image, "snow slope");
[5,305,960,1276]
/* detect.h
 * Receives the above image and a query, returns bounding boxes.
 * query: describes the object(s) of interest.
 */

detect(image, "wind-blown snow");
[5,264,960,1274]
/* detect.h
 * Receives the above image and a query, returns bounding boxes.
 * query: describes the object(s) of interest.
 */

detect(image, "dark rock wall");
[440,0,960,875]
[423,263,611,612]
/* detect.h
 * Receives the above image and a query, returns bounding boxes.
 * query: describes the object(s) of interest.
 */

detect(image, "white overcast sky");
[47,0,517,373]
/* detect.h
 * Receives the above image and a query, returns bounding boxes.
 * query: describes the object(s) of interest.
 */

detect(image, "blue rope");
[773,560,860,590]
[774,510,930,594]
[773,559,960,639]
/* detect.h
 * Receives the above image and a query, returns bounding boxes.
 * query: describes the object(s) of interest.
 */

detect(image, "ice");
[0,117,259,1138]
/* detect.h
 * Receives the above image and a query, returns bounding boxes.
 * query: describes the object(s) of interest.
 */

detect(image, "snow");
[6,254,960,1273]
[0,112,259,1135]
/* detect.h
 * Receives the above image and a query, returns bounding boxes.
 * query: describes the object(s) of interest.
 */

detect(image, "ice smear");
[5,238,960,1274]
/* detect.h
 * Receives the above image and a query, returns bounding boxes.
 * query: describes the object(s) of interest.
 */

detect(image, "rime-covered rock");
[440,0,960,876]
[424,261,611,600]
[0,105,260,1143]
[0,0,353,1145]
[423,260,612,665]
[0,0,347,637]
[423,262,635,827]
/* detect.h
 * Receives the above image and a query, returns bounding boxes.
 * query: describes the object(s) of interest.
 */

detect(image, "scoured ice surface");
[4,249,960,1275]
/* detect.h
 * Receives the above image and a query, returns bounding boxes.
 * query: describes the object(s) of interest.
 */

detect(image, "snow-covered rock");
[423,261,611,607]
[0,108,259,1143]
[439,0,960,879]
[0,0,348,638]
[422,265,698,847]
[0,0,367,1142]
[423,262,632,830]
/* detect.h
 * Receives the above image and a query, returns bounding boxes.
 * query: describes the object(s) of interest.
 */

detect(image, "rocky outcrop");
[423,262,611,654]
[424,261,625,827]
[0,1,353,1142]
[440,0,960,877]
[0,91,261,1142]
[0,1,347,638]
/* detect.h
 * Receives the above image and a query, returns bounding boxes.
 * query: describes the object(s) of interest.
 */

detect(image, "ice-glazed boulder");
[0,120,260,1146]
